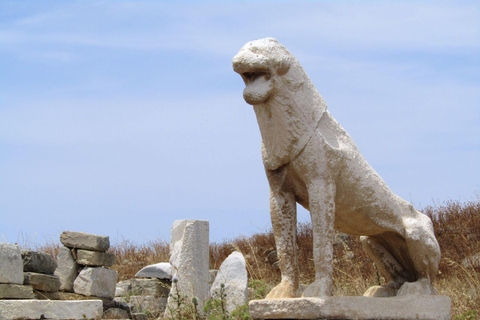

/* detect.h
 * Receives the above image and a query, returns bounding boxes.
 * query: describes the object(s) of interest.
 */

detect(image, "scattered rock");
[74,267,118,299]
[21,250,57,275]
[0,243,24,285]
[135,262,172,279]
[0,300,103,320]
[102,307,129,319]
[210,251,248,313]
[76,249,115,267]
[0,283,35,299]
[23,272,60,292]
[61,231,110,252]
[55,246,79,292]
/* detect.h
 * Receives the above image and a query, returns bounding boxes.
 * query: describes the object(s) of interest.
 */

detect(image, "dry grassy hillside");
[35,200,479,319]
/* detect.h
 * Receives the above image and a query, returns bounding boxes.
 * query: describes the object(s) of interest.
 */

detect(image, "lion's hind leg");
[361,235,410,297]
[396,214,441,296]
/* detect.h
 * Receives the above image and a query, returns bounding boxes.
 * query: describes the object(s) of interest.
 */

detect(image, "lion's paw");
[301,278,332,298]
[397,278,437,296]
[265,280,297,299]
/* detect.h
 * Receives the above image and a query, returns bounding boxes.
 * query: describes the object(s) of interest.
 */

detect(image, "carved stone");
[233,38,442,299]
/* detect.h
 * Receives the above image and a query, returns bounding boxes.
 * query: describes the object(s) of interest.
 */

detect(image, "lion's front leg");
[302,179,335,298]
[265,187,298,299]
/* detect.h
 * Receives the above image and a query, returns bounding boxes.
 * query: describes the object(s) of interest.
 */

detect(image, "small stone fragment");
[134,262,172,279]
[130,278,170,297]
[74,267,118,299]
[0,243,24,284]
[54,246,79,292]
[76,249,115,267]
[102,307,129,319]
[21,250,57,275]
[60,231,110,252]
[0,283,35,299]
[24,272,60,292]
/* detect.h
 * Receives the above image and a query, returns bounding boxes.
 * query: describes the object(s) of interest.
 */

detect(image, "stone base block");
[0,284,35,299]
[249,295,451,320]
[0,300,103,320]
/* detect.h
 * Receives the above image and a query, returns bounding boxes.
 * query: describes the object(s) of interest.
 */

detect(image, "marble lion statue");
[232,38,441,299]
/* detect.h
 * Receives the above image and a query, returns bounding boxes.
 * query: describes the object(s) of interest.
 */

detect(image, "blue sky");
[1,1,479,247]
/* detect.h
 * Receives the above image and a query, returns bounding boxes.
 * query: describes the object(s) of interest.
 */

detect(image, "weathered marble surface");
[233,38,441,299]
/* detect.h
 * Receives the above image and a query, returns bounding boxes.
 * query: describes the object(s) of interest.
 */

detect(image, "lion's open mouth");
[241,71,270,84]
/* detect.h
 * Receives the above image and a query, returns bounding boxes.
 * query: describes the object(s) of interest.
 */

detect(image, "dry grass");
[30,199,479,318]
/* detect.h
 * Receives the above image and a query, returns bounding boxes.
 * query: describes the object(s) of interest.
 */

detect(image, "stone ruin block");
[54,246,79,292]
[134,262,172,279]
[23,272,60,293]
[21,250,57,275]
[0,283,35,299]
[130,295,167,317]
[166,220,210,312]
[60,231,110,252]
[73,267,118,299]
[0,300,103,320]
[76,249,115,267]
[0,243,24,285]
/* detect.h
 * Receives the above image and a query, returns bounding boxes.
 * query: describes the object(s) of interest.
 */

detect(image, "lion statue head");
[233,38,328,170]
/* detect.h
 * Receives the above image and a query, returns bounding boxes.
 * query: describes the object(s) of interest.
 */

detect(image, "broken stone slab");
[210,251,248,313]
[0,283,35,299]
[130,278,170,297]
[0,300,103,320]
[60,231,110,252]
[130,295,167,316]
[76,249,115,267]
[248,295,451,320]
[21,250,57,275]
[0,243,24,284]
[54,246,79,292]
[24,272,60,292]
[135,262,172,279]
[74,267,118,299]
[167,220,210,312]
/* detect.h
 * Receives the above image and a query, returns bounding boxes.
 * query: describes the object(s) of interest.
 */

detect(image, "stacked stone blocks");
[55,231,118,299]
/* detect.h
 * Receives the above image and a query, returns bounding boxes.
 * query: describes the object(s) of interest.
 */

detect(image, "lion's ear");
[275,57,291,76]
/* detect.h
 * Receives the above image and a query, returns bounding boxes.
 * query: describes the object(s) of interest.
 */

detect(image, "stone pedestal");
[249,296,451,320]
